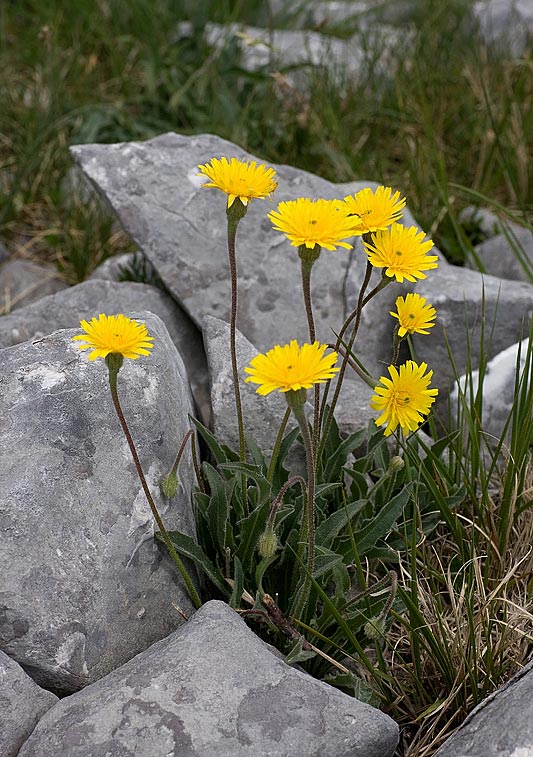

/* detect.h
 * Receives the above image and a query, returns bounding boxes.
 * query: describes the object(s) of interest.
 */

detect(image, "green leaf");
[323,672,380,705]
[354,483,414,556]
[285,639,316,665]
[236,498,270,573]
[229,556,245,609]
[255,554,278,593]
[312,547,343,579]
[189,416,229,466]
[315,498,367,548]
[245,434,267,472]
[203,463,236,553]
[219,461,272,505]
[161,530,228,596]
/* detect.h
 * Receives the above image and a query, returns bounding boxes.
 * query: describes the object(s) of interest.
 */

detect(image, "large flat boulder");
[0,312,198,694]
[18,600,399,757]
[70,133,391,367]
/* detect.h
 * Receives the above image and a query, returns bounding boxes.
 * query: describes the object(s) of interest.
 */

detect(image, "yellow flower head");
[364,223,438,283]
[390,292,437,337]
[371,361,438,436]
[342,186,406,234]
[72,313,154,361]
[198,157,278,208]
[244,340,339,396]
[267,198,359,251]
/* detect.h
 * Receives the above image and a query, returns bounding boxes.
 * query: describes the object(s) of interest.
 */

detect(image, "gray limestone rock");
[0,650,58,757]
[0,259,68,314]
[435,659,533,757]
[18,600,399,757]
[0,279,210,426]
[186,22,404,86]
[459,205,509,240]
[69,132,400,366]
[88,252,139,281]
[469,226,533,283]
[203,314,299,454]
[307,0,417,27]
[411,264,533,399]
[450,338,531,444]
[0,312,198,694]
[473,0,533,58]
[203,314,377,455]
[263,0,416,28]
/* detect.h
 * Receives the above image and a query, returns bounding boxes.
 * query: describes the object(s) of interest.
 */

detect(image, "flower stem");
[107,365,201,609]
[267,406,291,483]
[290,400,316,620]
[227,204,249,514]
[300,253,320,455]
[227,216,246,465]
[318,255,390,466]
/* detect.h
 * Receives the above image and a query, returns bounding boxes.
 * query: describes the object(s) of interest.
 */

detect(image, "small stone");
[0,259,68,313]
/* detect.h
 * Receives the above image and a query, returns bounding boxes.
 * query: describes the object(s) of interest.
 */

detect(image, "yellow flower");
[267,198,359,251]
[197,157,278,208]
[371,361,438,436]
[364,223,438,282]
[72,313,154,361]
[390,292,437,336]
[342,186,406,234]
[244,340,339,396]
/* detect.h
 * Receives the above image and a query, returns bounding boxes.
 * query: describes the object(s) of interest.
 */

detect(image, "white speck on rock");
[25,363,66,390]
[142,373,159,404]
[188,165,207,188]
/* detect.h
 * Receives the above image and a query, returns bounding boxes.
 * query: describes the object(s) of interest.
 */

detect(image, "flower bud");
[364,616,386,641]
[257,527,278,559]
[161,471,178,499]
[389,455,405,473]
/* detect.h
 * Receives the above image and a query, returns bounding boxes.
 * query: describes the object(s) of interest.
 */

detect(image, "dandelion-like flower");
[364,223,438,283]
[244,340,339,396]
[371,361,438,436]
[198,157,278,208]
[390,292,437,337]
[342,186,406,234]
[267,198,359,251]
[72,313,154,361]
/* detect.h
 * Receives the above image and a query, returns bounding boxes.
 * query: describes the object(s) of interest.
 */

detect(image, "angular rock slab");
[435,659,533,756]
[203,315,300,454]
[0,259,68,314]
[204,314,376,456]
[0,312,198,694]
[71,132,407,363]
[0,279,210,425]
[0,650,58,757]
[450,338,531,443]
[471,226,533,284]
[18,600,399,757]
[411,264,533,395]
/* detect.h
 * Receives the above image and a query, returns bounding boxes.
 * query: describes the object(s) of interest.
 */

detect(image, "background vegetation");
[1,0,532,280]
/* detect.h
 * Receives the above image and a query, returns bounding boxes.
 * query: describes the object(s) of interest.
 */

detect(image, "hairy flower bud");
[258,527,278,559]
[364,616,386,641]
[161,471,178,499]
[389,455,405,473]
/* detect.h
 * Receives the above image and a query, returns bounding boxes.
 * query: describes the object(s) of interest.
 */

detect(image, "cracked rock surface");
[18,601,399,757]
[0,312,198,694]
